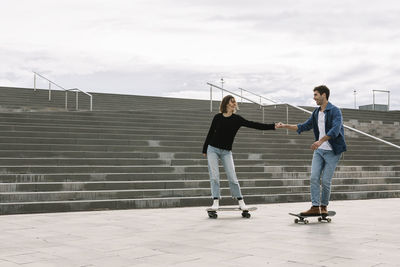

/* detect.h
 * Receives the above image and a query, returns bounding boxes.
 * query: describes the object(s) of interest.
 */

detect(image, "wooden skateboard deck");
[289,210,336,224]
[206,206,257,219]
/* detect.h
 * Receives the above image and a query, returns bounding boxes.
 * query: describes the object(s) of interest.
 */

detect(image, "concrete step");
[0,109,290,119]
[1,157,399,166]
[1,190,400,215]
[2,177,399,192]
[2,184,400,203]
[1,165,399,175]
[2,144,396,154]
[0,131,394,147]
[0,138,396,152]
[0,125,313,139]
[0,151,398,159]
[0,158,170,166]
[0,130,311,140]
[0,160,399,175]
[1,108,395,125]
[0,151,162,158]
[2,170,399,183]
[2,112,396,127]
[0,118,396,136]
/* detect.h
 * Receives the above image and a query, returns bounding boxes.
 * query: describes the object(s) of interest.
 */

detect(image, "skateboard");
[206,207,257,219]
[289,211,336,224]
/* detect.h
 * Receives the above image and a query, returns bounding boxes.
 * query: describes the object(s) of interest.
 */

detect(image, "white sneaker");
[210,199,219,210]
[238,199,248,210]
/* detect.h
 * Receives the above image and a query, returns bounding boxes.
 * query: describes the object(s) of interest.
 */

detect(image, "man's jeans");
[310,149,342,206]
[207,145,242,199]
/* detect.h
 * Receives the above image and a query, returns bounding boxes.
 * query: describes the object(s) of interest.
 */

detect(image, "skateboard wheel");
[327,218,331,223]
[242,212,251,218]
[294,219,299,224]
[208,211,217,219]
[304,220,309,224]
[318,217,322,222]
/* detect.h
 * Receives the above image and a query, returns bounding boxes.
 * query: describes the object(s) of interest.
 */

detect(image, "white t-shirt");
[318,111,333,150]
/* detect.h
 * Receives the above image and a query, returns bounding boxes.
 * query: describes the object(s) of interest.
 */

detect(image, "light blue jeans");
[207,145,242,199]
[310,149,342,206]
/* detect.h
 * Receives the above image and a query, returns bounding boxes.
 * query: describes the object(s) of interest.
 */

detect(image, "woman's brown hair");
[219,95,236,113]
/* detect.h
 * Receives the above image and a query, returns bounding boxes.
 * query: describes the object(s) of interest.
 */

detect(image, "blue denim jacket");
[297,102,347,155]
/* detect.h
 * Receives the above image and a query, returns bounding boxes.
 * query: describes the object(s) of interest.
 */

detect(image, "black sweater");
[202,113,275,153]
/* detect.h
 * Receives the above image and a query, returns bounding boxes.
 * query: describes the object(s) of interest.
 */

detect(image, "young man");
[276,85,347,215]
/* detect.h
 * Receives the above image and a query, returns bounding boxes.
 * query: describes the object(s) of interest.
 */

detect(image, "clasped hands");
[275,122,286,128]
[275,122,322,151]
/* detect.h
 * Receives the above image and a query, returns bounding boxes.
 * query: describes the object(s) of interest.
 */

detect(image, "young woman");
[202,95,276,210]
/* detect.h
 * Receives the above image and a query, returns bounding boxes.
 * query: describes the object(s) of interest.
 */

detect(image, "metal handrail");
[68,88,93,111]
[208,83,264,108]
[285,103,400,149]
[239,87,278,105]
[208,82,289,134]
[207,83,267,125]
[33,71,93,111]
[208,82,400,150]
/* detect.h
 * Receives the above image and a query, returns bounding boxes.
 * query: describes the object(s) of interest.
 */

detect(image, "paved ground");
[0,198,399,267]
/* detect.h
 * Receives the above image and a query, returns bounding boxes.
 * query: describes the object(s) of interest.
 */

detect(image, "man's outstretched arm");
[276,113,313,133]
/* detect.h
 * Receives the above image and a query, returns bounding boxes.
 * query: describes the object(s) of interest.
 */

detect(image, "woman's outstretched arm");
[239,115,275,130]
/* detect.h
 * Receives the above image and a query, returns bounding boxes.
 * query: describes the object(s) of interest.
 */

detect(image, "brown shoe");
[300,206,321,216]
[320,205,328,215]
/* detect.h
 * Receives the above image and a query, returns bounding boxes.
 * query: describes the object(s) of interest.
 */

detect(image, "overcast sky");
[1,0,400,110]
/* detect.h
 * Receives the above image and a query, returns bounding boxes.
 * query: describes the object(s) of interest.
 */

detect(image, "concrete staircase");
[0,86,399,214]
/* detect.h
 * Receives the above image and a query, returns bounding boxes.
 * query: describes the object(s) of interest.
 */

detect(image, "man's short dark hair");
[313,85,330,100]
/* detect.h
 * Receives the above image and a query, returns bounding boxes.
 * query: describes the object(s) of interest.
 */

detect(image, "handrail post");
[262,106,265,123]
[90,96,93,111]
[373,91,375,111]
[241,88,243,104]
[34,73,36,91]
[210,85,213,112]
[65,91,68,110]
[76,90,79,111]
[262,106,265,135]
[221,78,224,99]
[286,104,289,135]
[48,83,51,101]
